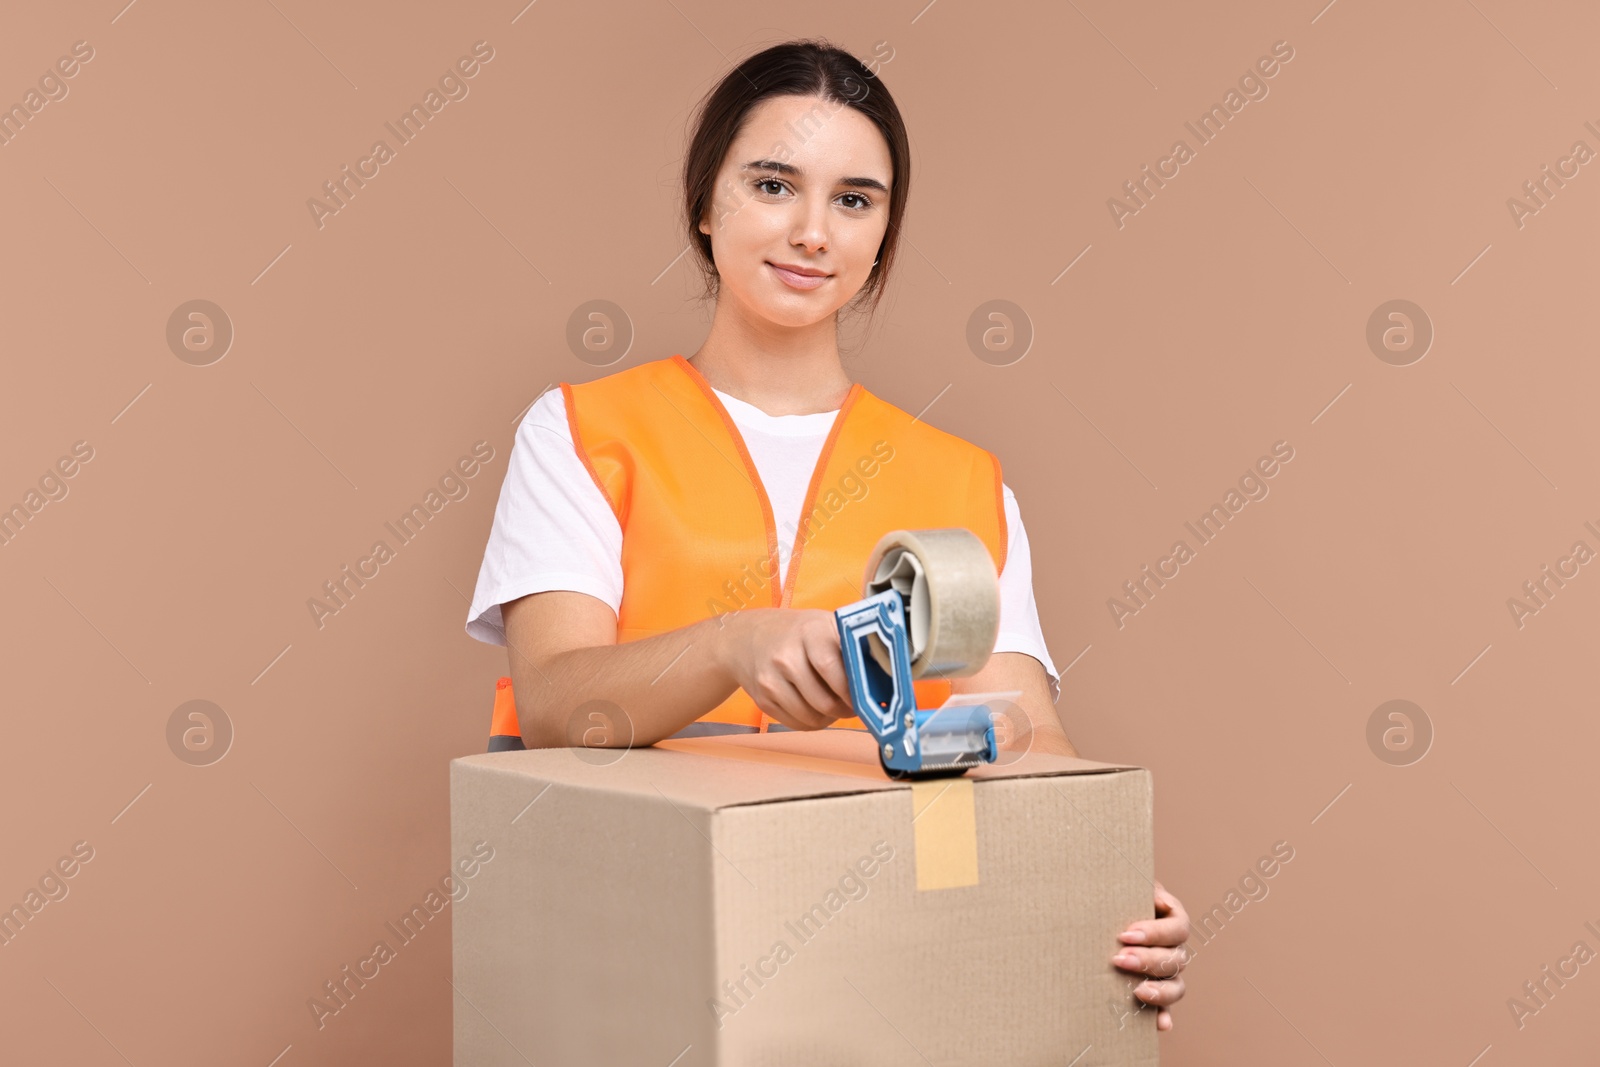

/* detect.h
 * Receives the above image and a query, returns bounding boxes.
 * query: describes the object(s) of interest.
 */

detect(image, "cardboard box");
[450,727,1158,1066]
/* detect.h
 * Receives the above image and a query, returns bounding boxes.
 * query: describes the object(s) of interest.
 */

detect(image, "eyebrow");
[741,159,889,194]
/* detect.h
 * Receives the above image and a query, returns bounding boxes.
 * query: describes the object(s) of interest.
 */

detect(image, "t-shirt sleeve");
[993,483,1062,704]
[464,389,625,646]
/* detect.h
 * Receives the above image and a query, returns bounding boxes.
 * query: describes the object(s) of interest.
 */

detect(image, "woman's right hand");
[713,608,857,730]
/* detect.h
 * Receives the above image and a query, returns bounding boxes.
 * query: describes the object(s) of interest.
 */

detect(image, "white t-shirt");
[465,385,1061,703]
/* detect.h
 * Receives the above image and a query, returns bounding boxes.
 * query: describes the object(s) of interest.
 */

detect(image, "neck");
[688,302,852,417]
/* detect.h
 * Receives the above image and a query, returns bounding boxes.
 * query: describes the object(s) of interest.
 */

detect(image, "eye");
[839,192,874,211]
[753,177,787,197]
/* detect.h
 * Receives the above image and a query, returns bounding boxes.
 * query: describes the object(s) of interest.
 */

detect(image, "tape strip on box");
[911,779,980,890]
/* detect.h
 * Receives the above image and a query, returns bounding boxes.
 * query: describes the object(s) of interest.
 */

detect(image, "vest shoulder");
[565,356,681,395]
[856,388,999,464]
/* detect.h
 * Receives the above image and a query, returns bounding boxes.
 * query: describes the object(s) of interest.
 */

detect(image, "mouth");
[768,261,831,291]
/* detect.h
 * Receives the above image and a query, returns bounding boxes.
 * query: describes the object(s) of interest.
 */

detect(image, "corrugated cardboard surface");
[451,729,1156,1066]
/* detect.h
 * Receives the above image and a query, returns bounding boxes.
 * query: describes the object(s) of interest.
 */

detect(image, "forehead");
[727,94,892,184]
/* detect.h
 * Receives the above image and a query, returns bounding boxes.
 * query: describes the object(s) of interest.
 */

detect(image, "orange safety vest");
[487,353,1007,750]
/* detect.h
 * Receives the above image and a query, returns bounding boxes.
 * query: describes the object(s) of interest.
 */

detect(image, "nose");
[789,191,832,254]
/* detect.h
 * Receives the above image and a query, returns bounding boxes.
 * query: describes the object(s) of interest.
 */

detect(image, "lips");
[768,261,831,290]
[769,261,826,277]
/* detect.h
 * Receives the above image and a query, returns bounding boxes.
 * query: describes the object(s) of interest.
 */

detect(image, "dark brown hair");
[682,39,910,317]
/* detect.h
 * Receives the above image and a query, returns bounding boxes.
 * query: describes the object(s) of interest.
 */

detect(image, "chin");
[730,286,840,328]
[763,302,840,328]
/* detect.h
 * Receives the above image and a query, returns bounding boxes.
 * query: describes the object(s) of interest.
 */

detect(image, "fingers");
[1129,880,1185,1031]
[788,665,848,725]
[775,624,853,723]
[1152,882,1188,923]
[1118,882,1191,948]
[1120,913,1190,949]
[753,669,832,730]
[744,610,858,728]
[1132,973,1184,1009]
[1112,944,1188,979]
[805,626,855,712]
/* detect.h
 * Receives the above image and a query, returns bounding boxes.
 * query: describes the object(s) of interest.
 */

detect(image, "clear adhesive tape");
[861,528,1000,681]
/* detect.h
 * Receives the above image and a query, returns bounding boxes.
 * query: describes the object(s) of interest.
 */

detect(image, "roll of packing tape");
[862,528,1000,680]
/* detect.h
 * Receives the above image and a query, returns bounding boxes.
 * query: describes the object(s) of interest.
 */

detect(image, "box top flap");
[451,727,1143,812]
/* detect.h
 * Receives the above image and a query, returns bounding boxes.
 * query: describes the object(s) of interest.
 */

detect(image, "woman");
[466,38,1189,1030]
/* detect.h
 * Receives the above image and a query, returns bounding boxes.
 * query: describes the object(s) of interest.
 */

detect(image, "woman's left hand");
[1112,880,1190,1031]
[957,669,1192,1028]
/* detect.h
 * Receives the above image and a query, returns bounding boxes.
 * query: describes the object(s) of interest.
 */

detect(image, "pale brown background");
[2,0,1595,1064]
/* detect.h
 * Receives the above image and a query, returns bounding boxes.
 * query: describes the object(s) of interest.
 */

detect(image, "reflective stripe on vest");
[484,353,1007,748]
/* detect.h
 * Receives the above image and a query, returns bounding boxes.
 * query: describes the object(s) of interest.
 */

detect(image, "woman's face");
[698,94,892,329]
